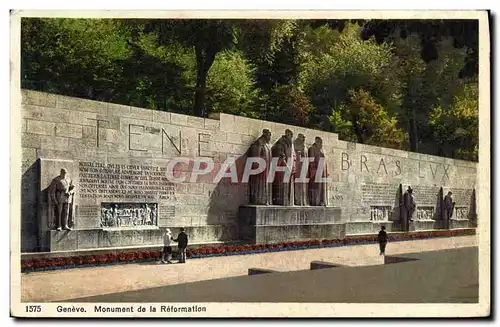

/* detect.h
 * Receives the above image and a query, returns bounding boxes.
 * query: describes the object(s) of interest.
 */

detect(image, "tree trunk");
[408,109,419,152]
[352,115,364,144]
[193,45,217,117]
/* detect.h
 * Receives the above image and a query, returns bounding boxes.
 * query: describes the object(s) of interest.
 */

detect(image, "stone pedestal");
[49,228,163,251]
[239,205,342,244]
[450,219,471,229]
[409,220,436,231]
[48,224,240,252]
[345,221,393,235]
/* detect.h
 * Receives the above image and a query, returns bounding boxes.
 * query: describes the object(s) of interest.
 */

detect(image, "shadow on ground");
[66,247,478,303]
[384,256,419,264]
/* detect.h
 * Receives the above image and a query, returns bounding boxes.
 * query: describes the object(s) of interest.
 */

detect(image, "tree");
[329,89,406,148]
[145,19,237,117]
[390,35,468,152]
[205,50,260,117]
[298,23,394,130]
[429,81,478,160]
[121,27,196,113]
[21,18,133,101]
[256,84,314,127]
[361,19,478,78]
[237,19,300,93]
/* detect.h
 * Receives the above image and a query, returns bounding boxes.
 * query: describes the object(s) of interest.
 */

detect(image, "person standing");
[377,226,388,255]
[161,229,174,264]
[174,227,189,263]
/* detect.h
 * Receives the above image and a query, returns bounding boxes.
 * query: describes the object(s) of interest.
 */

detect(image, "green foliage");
[257,84,314,127]
[21,18,133,101]
[205,50,260,117]
[298,23,394,129]
[21,18,479,161]
[429,81,478,160]
[330,89,406,148]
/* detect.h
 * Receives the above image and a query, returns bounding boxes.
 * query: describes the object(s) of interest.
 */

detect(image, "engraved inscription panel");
[101,202,158,228]
[79,161,176,200]
[411,185,439,204]
[450,188,473,206]
[76,205,100,219]
[160,205,176,218]
[362,183,399,204]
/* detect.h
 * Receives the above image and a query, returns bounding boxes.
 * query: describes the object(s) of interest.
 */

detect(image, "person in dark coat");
[377,226,388,255]
[174,227,189,263]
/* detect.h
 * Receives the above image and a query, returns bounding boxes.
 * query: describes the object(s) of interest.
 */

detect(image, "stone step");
[248,268,279,276]
[310,261,346,270]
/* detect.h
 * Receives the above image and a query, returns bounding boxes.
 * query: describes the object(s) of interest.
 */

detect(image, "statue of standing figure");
[48,168,75,231]
[293,133,308,206]
[271,129,296,206]
[403,186,416,230]
[443,191,455,220]
[248,129,273,205]
[308,137,328,206]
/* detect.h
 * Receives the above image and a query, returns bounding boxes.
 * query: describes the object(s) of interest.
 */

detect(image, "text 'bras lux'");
[87,121,451,180]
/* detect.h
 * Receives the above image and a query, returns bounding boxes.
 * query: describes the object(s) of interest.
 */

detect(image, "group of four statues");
[248,129,328,207]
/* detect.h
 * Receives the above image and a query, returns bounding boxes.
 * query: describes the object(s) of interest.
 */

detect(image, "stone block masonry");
[19,90,478,253]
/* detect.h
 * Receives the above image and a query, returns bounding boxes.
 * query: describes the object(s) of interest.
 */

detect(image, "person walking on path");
[377,226,388,255]
[161,229,174,264]
[174,227,189,263]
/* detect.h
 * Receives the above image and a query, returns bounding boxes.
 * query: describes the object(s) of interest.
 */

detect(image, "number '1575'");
[26,305,41,313]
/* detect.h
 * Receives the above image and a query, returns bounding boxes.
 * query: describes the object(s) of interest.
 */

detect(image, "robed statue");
[271,129,296,205]
[293,134,308,206]
[48,168,75,231]
[403,186,416,230]
[248,129,273,205]
[308,137,328,206]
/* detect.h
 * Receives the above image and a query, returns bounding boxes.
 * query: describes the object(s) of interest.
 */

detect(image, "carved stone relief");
[100,203,158,228]
[370,206,392,221]
[416,206,435,221]
[455,206,469,220]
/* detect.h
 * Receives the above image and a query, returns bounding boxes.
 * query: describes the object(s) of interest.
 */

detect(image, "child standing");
[161,229,174,264]
[377,226,388,255]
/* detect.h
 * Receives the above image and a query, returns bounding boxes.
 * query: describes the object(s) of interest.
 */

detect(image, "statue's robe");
[308,144,328,206]
[293,142,308,206]
[248,137,272,205]
[271,137,295,205]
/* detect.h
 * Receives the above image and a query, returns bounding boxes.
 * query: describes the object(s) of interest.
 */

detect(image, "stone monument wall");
[19,90,478,252]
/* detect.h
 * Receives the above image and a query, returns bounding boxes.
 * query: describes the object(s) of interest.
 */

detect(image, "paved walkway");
[71,247,478,303]
[21,235,477,302]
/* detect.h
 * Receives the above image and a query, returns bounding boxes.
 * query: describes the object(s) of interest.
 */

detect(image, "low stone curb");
[21,228,475,273]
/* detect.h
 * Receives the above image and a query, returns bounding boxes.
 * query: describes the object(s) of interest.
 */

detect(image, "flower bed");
[20,228,475,273]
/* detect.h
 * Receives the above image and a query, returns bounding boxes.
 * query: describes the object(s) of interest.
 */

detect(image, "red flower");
[125,252,137,261]
[21,260,33,269]
[95,254,108,264]
[85,256,96,264]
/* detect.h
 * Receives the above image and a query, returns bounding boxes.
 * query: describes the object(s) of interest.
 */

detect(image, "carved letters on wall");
[370,206,392,221]
[416,206,435,221]
[100,203,158,228]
